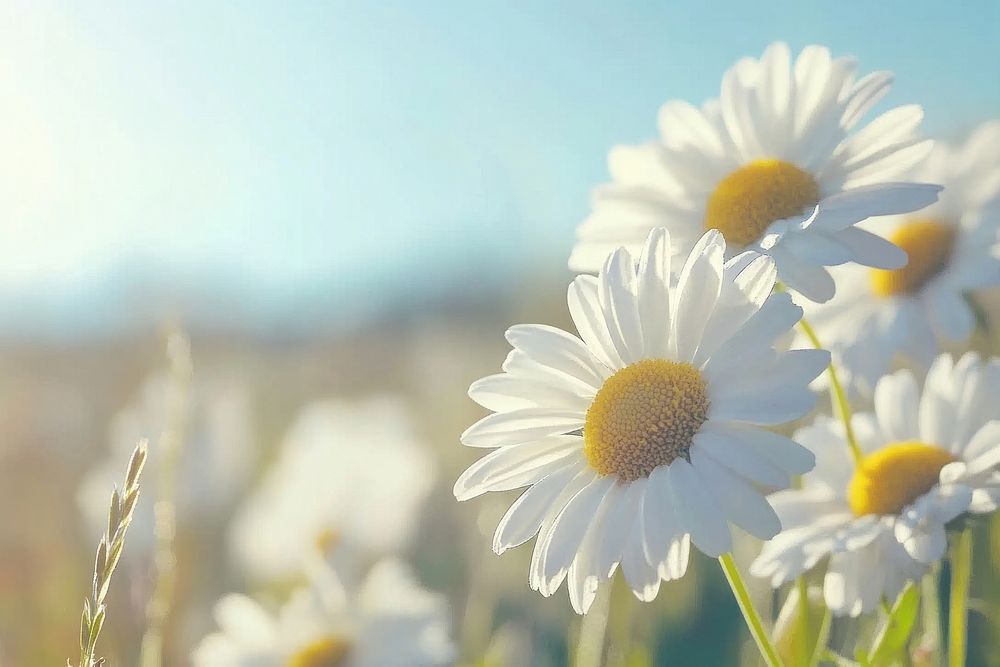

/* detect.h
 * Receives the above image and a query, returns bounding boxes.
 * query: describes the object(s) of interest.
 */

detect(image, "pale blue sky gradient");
[1,1,998,336]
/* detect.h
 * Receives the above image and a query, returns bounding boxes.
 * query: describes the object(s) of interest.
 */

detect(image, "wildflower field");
[3,4,1000,666]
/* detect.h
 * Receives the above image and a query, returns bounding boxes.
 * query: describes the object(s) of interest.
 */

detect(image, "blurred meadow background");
[3,2,1000,665]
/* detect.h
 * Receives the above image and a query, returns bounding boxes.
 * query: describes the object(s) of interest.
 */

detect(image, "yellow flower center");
[847,442,957,517]
[705,158,820,247]
[315,528,340,555]
[285,636,353,667]
[870,219,957,297]
[584,359,709,481]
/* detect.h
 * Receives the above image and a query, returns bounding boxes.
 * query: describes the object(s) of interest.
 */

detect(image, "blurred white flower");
[77,372,254,555]
[801,121,1000,394]
[229,397,435,582]
[457,229,825,613]
[571,41,941,303]
[192,558,455,667]
[752,352,1000,616]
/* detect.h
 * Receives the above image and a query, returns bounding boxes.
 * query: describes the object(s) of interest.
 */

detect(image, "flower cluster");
[455,42,1000,665]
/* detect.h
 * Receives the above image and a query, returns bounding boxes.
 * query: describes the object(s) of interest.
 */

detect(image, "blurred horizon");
[2,1,999,340]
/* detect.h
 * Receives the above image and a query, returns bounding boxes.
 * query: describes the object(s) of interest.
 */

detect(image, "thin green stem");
[797,316,863,466]
[795,578,811,667]
[949,527,973,667]
[720,553,784,667]
[808,608,833,667]
[921,564,942,665]
[575,580,612,667]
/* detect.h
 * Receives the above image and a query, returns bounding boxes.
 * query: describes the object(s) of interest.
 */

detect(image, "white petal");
[541,476,615,586]
[506,324,607,389]
[770,246,836,303]
[691,428,790,488]
[918,355,957,446]
[924,287,976,343]
[530,469,597,595]
[469,373,592,413]
[493,462,583,554]
[962,420,1000,465]
[620,483,662,600]
[690,447,781,539]
[599,248,644,364]
[833,226,908,269]
[568,481,619,614]
[454,437,583,500]
[636,228,672,360]
[597,480,643,577]
[568,276,623,370]
[709,349,828,424]
[461,408,585,448]
[873,369,920,442]
[808,183,943,232]
[841,70,893,129]
[667,459,732,557]
[672,230,724,361]
[703,292,802,378]
[641,465,682,564]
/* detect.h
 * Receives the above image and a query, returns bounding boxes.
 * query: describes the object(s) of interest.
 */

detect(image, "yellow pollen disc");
[847,442,957,517]
[705,158,820,246]
[584,359,709,481]
[285,636,353,667]
[870,219,957,297]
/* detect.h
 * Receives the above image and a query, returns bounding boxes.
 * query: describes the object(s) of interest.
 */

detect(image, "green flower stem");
[720,553,784,667]
[808,608,833,667]
[795,578,811,667]
[575,581,612,667]
[949,526,973,667]
[797,316,863,466]
[921,564,943,665]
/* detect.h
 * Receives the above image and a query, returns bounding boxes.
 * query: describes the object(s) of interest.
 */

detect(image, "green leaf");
[868,582,921,667]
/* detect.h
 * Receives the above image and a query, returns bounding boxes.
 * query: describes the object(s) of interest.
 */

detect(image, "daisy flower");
[751,352,1000,616]
[192,558,455,667]
[570,42,942,303]
[229,397,435,582]
[455,228,827,613]
[800,121,1000,394]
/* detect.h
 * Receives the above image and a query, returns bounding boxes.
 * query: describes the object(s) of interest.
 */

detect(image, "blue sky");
[1,1,998,336]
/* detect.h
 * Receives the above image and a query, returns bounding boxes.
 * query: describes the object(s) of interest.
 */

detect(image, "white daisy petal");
[667,459,732,557]
[962,420,1000,464]
[453,437,583,501]
[691,429,789,488]
[709,349,828,424]
[599,248,645,364]
[873,369,920,442]
[690,446,781,539]
[568,276,623,370]
[492,462,583,554]
[641,464,682,563]
[568,482,619,614]
[469,373,592,413]
[620,491,663,602]
[672,230,724,361]
[841,70,893,129]
[541,476,616,587]
[636,228,673,359]
[506,324,608,389]
[597,480,644,578]
[461,409,585,448]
